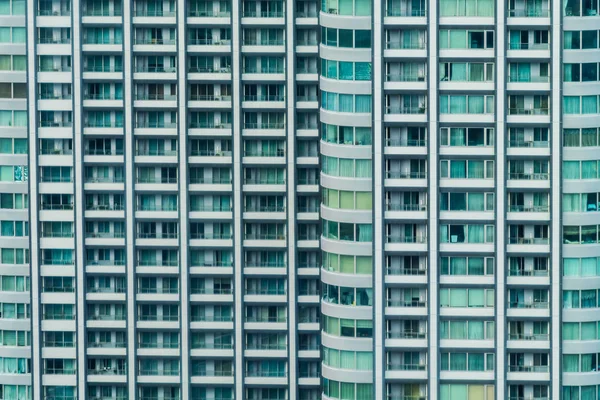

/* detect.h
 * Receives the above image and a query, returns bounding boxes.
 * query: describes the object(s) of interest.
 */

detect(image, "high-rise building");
[0,0,31,400]
[2,0,600,398]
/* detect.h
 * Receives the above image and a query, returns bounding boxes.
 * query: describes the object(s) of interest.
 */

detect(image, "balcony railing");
[243,95,285,102]
[38,37,71,44]
[387,363,427,371]
[85,176,125,183]
[387,331,427,339]
[135,94,177,101]
[508,333,549,340]
[83,38,123,45]
[508,42,550,50]
[508,8,550,16]
[508,301,549,309]
[244,178,285,185]
[40,120,73,127]
[386,9,427,16]
[245,371,286,377]
[387,171,427,179]
[38,9,71,16]
[39,93,72,100]
[386,106,427,114]
[137,232,178,239]
[508,237,549,245]
[191,315,233,322]
[508,172,549,180]
[243,11,284,17]
[387,267,427,276]
[85,148,124,155]
[42,203,73,210]
[189,66,232,73]
[189,122,232,129]
[85,231,125,239]
[134,38,176,45]
[244,149,285,157]
[41,231,73,238]
[387,138,427,147]
[189,149,232,157]
[246,289,286,295]
[508,268,549,277]
[138,341,179,349]
[188,38,231,45]
[88,341,126,348]
[387,203,426,211]
[88,314,125,321]
[191,288,232,295]
[136,177,177,184]
[388,299,427,307]
[244,233,286,240]
[138,315,178,322]
[87,286,125,293]
[386,41,427,50]
[82,7,123,17]
[508,365,549,372]
[87,259,126,266]
[138,287,179,294]
[189,94,232,101]
[508,205,549,212]
[188,9,231,17]
[136,149,177,157]
[134,66,177,73]
[39,65,72,72]
[508,140,549,148]
[190,177,232,185]
[84,65,123,73]
[45,367,76,375]
[242,39,284,46]
[508,107,549,115]
[86,204,124,211]
[386,235,427,244]
[246,261,286,268]
[245,205,285,212]
[134,9,176,17]
[245,316,285,323]
[191,204,231,212]
[387,74,426,82]
[243,122,285,129]
[190,233,232,240]
[508,75,550,83]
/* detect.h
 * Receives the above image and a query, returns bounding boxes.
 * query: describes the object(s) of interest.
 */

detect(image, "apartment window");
[0,0,25,14]
[440,192,494,211]
[321,91,372,113]
[440,62,494,81]
[440,288,495,307]
[320,27,372,48]
[439,320,495,339]
[563,0,599,16]
[440,257,495,275]
[439,95,494,114]
[439,29,494,48]
[564,95,600,114]
[440,160,495,179]
[321,0,372,15]
[0,83,26,99]
[563,160,600,179]
[440,224,495,243]
[440,127,494,146]
[321,59,372,81]
[441,352,495,371]
[563,257,600,276]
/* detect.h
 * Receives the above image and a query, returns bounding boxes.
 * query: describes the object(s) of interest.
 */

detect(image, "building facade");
[1,0,599,398]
